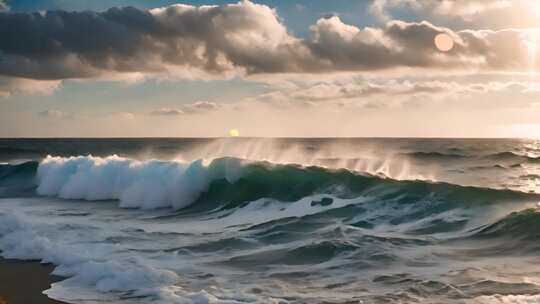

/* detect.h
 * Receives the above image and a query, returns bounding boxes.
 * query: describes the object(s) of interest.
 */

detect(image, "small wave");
[471,209,540,241]
[484,151,540,163]
[225,240,364,268]
[400,151,468,160]
[464,164,509,172]
[0,161,38,179]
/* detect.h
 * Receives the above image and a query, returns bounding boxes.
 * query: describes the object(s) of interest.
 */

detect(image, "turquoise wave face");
[0,161,38,197]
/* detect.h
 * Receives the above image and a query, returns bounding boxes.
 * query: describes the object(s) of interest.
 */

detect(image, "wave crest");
[36,155,244,210]
[3,154,536,213]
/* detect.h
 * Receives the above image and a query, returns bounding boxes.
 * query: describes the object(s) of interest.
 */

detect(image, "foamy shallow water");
[1,193,539,303]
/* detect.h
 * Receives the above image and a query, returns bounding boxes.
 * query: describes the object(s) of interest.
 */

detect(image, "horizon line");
[0,136,537,140]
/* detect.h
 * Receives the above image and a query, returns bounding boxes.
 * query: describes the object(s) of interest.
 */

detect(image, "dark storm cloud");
[0,1,535,83]
[0,7,168,79]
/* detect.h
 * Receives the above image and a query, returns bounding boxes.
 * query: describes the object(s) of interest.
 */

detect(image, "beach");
[0,258,66,304]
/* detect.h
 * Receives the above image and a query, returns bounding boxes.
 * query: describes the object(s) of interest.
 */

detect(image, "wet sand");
[0,258,67,304]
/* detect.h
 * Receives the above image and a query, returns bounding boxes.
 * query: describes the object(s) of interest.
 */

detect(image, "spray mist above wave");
[34,153,434,211]
[175,138,438,181]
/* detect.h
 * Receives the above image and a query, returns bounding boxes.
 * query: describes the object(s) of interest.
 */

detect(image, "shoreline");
[0,258,68,304]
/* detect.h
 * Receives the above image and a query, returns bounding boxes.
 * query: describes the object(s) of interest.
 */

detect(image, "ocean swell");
[1,155,538,213]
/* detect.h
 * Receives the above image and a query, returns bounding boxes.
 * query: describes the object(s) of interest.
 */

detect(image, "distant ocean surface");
[1,138,540,304]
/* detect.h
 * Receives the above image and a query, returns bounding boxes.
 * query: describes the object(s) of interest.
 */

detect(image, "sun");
[434,33,454,52]
[228,129,240,137]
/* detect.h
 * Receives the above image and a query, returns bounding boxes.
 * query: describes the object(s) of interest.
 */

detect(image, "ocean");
[0,138,540,304]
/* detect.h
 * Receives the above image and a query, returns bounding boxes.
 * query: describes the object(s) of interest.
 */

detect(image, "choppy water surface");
[1,138,540,303]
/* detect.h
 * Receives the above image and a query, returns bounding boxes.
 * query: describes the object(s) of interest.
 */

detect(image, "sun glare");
[228,129,240,137]
[531,2,540,18]
[503,124,540,139]
[526,30,540,73]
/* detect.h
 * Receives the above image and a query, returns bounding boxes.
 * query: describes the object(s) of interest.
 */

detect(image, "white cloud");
[247,78,540,110]
[150,101,220,116]
[151,108,185,116]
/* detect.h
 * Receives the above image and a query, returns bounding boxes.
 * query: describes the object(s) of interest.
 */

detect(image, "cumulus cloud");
[150,101,220,116]
[0,1,312,80]
[308,17,535,72]
[0,0,538,97]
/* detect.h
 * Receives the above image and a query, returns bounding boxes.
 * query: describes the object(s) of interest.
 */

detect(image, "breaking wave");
[0,155,537,213]
[2,152,540,303]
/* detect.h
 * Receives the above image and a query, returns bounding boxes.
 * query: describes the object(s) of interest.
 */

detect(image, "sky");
[2,0,540,137]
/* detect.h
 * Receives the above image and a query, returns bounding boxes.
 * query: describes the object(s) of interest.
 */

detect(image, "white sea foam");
[0,194,360,303]
[0,210,251,303]
[0,212,174,298]
[471,294,540,304]
[36,155,244,210]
